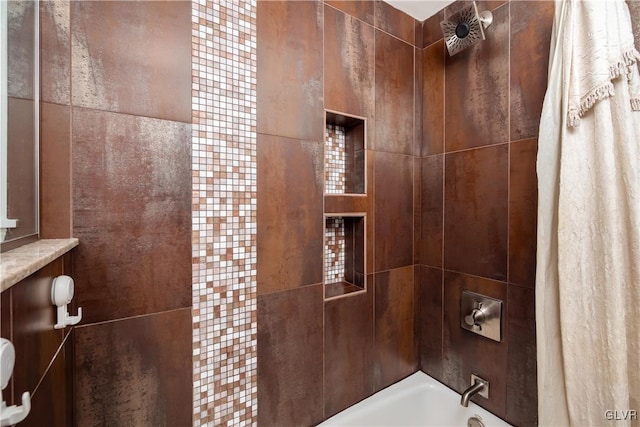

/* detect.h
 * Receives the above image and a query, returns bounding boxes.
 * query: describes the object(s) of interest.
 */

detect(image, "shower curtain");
[536,0,640,426]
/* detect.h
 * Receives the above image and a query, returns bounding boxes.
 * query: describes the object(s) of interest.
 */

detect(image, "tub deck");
[319,372,512,427]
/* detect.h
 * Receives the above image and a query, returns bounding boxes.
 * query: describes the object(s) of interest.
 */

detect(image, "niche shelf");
[324,214,366,300]
[324,111,366,196]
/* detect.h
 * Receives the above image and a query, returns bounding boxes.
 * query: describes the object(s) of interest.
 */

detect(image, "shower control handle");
[464,306,486,328]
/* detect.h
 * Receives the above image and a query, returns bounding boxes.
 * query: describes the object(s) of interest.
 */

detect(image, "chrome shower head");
[440,2,493,56]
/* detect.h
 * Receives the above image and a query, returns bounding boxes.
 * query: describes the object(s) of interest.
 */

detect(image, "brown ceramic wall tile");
[72,108,191,323]
[374,266,416,391]
[1,291,12,405]
[70,1,191,122]
[257,0,324,142]
[5,97,37,242]
[415,48,424,157]
[414,19,423,48]
[420,155,443,268]
[40,102,72,239]
[7,1,35,99]
[444,4,509,151]
[422,40,445,156]
[510,1,554,141]
[443,271,508,416]
[325,0,374,25]
[257,134,323,294]
[23,333,72,427]
[375,30,414,155]
[11,258,65,398]
[324,288,374,417]
[374,152,414,272]
[417,266,443,381]
[257,284,323,426]
[630,0,640,49]
[40,0,70,105]
[506,284,537,427]
[324,5,375,120]
[422,10,444,48]
[444,145,508,280]
[74,309,192,426]
[413,157,421,264]
[509,139,538,287]
[374,0,415,45]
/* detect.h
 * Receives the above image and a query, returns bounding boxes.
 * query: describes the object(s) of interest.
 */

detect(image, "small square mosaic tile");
[325,217,346,284]
[192,0,257,425]
[325,124,347,194]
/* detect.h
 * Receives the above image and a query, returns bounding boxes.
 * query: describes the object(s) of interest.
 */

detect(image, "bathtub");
[319,371,512,427]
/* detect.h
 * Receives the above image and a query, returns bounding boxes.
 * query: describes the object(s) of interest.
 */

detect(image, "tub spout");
[460,380,485,407]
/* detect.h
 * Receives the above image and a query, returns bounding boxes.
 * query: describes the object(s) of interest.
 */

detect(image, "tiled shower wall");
[191,0,257,425]
[417,1,555,425]
[256,1,421,425]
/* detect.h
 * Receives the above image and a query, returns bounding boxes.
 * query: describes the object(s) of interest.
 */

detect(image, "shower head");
[440,2,493,56]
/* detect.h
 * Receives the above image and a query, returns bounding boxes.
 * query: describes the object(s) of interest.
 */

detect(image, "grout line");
[31,327,73,398]
[73,306,191,329]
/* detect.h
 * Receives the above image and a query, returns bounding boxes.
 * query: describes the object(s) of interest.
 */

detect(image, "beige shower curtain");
[536,0,640,426]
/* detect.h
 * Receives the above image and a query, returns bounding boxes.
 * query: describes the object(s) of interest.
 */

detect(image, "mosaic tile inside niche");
[191,0,257,426]
[325,124,347,194]
[325,217,346,284]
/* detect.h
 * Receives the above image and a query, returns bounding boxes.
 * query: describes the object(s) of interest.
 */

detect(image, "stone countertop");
[0,238,79,292]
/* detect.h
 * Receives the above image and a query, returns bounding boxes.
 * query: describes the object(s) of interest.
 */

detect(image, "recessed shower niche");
[324,214,366,299]
[324,111,366,195]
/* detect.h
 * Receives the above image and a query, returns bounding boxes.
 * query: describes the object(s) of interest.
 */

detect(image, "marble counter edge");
[0,238,79,292]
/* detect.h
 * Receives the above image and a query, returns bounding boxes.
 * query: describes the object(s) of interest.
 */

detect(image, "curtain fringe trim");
[568,48,640,127]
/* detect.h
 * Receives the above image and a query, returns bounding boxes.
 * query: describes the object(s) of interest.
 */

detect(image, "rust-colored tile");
[509,139,538,287]
[506,284,537,427]
[422,10,444,48]
[40,0,70,105]
[445,0,506,18]
[324,5,375,119]
[70,1,191,122]
[375,0,414,44]
[413,157,421,264]
[415,48,423,156]
[630,0,640,50]
[510,1,554,141]
[417,266,443,381]
[374,266,416,391]
[444,145,508,280]
[422,40,445,156]
[23,333,72,427]
[257,134,323,294]
[444,4,509,151]
[257,0,323,142]
[374,152,414,272]
[1,290,12,405]
[11,259,65,399]
[5,97,37,242]
[325,0,374,25]
[7,1,35,99]
[324,288,374,417]
[375,30,414,155]
[72,108,191,323]
[443,271,508,417]
[40,102,72,239]
[420,155,443,268]
[258,285,323,426]
[414,19,423,48]
[74,309,192,426]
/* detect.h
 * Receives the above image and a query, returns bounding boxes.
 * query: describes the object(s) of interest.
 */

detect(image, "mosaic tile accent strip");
[192,0,257,425]
[325,217,346,284]
[325,124,347,194]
